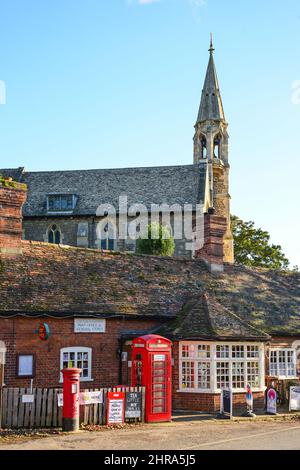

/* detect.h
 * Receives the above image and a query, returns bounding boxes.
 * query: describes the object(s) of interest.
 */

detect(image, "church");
[0,41,299,414]
[1,39,234,264]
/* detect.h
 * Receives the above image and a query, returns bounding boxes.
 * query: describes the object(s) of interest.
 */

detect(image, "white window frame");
[269,348,297,379]
[178,342,265,394]
[60,347,93,383]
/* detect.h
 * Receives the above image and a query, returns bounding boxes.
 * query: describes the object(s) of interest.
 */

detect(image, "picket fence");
[0,386,145,429]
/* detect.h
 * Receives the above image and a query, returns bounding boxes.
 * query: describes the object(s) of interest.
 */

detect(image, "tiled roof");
[0,241,299,336]
[0,165,206,216]
[157,294,270,341]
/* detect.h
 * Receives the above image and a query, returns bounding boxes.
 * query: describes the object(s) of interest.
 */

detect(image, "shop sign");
[290,386,300,411]
[221,388,232,419]
[125,392,142,419]
[266,388,277,415]
[22,394,35,404]
[79,391,103,406]
[107,392,125,425]
[74,319,106,333]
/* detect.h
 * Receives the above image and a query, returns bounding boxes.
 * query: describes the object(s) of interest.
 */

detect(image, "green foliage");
[231,215,290,270]
[136,223,175,257]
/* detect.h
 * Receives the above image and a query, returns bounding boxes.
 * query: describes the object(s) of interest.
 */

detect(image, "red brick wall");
[0,183,27,256]
[0,317,157,388]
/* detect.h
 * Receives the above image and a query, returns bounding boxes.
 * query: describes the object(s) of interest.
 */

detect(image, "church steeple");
[197,35,226,124]
[193,37,234,264]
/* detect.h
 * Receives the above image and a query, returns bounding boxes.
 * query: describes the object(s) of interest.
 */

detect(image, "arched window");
[214,135,221,159]
[97,221,116,251]
[201,136,207,159]
[48,224,61,244]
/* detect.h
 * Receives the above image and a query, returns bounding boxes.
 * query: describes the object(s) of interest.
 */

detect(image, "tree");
[136,222,175,257]
[231,215,290,270]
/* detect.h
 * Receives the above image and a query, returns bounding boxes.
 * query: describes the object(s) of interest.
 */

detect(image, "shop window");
[179,342,264,393]
[269,349,296,378]
[60,347,92,382]
[17,354,35,378]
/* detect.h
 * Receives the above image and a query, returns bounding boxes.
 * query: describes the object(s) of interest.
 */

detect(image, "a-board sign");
[266,388,277,415]
[290,386,300,411]
[125,392,142,419]
[221,388,232,418]
[107,392,125,425]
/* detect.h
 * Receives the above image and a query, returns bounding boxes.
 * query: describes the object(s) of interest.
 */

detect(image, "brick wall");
[195,213,227,273]
[0,182,27,256]
[0,317,157,388]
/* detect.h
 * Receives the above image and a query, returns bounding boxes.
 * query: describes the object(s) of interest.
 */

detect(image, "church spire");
[196,37,225,123]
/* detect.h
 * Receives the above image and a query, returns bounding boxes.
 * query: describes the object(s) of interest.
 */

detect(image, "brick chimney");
[0,177,27,256]
[195,213,227,273]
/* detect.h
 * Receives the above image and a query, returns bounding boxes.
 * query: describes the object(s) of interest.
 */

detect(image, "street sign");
[289,386,300,411]
[266,388,277,415]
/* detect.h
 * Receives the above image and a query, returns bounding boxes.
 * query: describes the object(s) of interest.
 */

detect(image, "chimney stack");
[0,176,27,256]
[195,213,227,273]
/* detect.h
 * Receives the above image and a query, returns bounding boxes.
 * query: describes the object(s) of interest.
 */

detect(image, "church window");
[201,136,207,159]
[100,222,115,251]
[47,194,76,212]
[214,135,221,159]
[48,224,61,244]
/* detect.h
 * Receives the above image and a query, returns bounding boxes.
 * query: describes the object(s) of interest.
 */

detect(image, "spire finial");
[209,33,215,54]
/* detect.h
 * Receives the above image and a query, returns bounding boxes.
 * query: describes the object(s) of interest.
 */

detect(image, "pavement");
[1,413,300,450]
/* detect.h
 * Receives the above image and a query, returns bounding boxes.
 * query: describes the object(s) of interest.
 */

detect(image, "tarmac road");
[1,419,300,450]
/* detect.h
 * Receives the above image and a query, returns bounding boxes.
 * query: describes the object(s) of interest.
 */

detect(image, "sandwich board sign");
[125,392,142,419]
[289,386,300,412]
[107,392,125,425]
[221,388,232,419]
[266,388,277,415]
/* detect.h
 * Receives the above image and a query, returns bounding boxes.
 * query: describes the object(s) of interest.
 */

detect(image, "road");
[1,419,300,450]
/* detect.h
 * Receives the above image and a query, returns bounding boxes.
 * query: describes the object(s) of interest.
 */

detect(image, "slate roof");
[0,241,299,337]
[0,165,207,217]
[156,294,270,341]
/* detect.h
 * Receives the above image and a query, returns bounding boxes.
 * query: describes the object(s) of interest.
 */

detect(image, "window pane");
[232,345,244,359]
[198,362,211,389]
[216,362,230,389]
[232,362,245,389]
[181,345,196,359]
[198,345,210,359]
[247,346,259,358]
[181,361,195,389]
[247,361,260,388]
[216,345,229,359]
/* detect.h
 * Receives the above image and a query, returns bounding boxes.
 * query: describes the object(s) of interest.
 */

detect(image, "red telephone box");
[132,335,172,423]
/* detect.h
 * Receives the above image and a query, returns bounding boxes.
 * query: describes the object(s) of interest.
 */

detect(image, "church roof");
[0,241,298,337]
[196,42,226,123]
[0,165,207,216]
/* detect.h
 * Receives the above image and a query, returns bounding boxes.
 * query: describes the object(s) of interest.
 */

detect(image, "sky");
[0,0,299,267]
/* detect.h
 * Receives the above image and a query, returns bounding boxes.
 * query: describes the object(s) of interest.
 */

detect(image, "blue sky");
[0,0,299,266]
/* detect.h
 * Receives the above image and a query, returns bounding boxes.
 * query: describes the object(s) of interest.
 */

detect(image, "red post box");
[61,368,81,432]
[132,335,172,423]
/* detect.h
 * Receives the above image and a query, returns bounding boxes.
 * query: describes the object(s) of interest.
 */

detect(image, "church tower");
[194,37,234,264]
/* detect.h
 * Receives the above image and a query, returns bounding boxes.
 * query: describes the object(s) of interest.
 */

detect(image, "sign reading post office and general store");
[74,319,106,333]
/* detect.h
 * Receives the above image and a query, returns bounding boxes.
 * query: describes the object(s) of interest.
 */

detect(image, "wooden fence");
[0,386,145,429]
